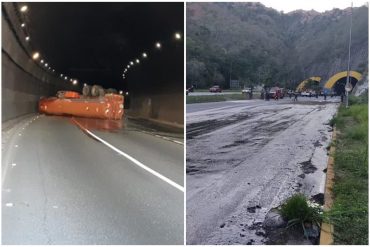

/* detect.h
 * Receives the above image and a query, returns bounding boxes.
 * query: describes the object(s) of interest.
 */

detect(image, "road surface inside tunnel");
[186,97,340,245]
[2,115,184,244]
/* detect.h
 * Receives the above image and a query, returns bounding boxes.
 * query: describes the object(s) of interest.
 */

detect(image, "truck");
[39,85,124,120]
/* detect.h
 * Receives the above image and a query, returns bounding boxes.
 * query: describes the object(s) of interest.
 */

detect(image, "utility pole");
[345,2,353,108]
[229,61,232,88]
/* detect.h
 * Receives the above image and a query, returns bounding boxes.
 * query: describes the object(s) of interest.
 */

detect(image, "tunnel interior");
[2,2,184,124]
[333,76,358,95]
[25,2,184,93]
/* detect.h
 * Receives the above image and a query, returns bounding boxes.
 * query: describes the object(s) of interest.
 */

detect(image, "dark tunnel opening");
[333,76,358,95]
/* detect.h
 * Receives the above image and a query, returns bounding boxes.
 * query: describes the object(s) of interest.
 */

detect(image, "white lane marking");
[73,120,184,192]
[140,131,183,145]
[11,163,16,167]
[5,203,14,207]
[87,129,184,192]
[18,133,22,136]
[14,145,18,148]
[52,205,58,209]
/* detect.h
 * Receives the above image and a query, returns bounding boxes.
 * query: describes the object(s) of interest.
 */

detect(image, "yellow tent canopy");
[324,71,362,89]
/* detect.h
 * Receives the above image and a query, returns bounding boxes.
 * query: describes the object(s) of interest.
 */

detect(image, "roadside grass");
[327,100,368,244]
[186,93,248,104]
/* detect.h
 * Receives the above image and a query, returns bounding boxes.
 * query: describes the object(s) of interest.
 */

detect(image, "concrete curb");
[319,127,336,245]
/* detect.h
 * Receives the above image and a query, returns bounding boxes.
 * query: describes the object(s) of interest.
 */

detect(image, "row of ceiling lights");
[20,4,79,86]
[122,32,182,80]
[20,4,183,88]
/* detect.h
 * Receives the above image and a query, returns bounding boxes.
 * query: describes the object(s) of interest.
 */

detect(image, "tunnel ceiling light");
[155,42,161,49]
[21,23,25,28]
[70,79,73,82]
[25,36,30,41]
[130,61,134,65]
[44,63,48,67]
[127,65,130,68]
[125,92,129,95]
[48,67,51,70]
[64,76,68,80]
[32,52,40,60]
[136,59,140,64]
[40,59,44,64]
[119,90,123,95]
[60,74,63,77]
[84,83,87,86]
[175,32,182,40]
[20,5,28,12]
[142,52,148,58]
[52,69,55,72]
[73,80,78,85]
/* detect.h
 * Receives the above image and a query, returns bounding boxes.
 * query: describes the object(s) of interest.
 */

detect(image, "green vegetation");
[328,95,368,244]
[187,3,368,89]
[280,194,322,235]
[186,93,249,104]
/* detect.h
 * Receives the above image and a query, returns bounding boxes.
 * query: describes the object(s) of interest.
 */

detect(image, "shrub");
[280,194,322,234]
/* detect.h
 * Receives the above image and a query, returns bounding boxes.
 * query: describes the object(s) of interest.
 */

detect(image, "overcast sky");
[258,0,367,13]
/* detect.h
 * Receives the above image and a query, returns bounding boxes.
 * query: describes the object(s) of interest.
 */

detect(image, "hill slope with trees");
[186,2,368,89]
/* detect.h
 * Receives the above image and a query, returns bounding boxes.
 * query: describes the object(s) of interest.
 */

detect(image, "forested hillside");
[187,2,368,89]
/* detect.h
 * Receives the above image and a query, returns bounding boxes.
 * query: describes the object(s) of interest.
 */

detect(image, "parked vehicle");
[301,91,310,97]
[268,87,283,99]
[209,85,222,93]
[242,88,251,94]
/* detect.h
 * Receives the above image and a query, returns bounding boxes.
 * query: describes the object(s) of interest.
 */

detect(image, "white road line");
[73,119,184,192]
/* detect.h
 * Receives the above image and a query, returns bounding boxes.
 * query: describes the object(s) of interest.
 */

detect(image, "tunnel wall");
[2,3,71,122]
[128,92,184,127]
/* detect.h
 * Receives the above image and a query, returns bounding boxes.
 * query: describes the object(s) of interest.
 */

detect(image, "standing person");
[324,92,327,100]
[294,91,298,101]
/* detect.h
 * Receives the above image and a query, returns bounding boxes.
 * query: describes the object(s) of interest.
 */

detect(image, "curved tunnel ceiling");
[24,2,184,93]
[296,76,321,91]
[324,71,362,89]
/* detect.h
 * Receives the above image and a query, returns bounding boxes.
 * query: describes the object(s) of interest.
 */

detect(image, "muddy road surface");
[186,98,339,244]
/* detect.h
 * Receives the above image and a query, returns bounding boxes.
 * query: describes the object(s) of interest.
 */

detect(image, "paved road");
[186,97,339,244]
[187,91,241,96]
[2,115,184,244]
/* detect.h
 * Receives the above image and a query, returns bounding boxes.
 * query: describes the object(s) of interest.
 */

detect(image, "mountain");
[186,2,368,89]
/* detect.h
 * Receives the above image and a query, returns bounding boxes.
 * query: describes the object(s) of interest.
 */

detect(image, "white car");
[242,88,251,94]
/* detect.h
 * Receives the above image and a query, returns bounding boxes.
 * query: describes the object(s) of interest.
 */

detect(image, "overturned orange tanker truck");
[39,85,124,120]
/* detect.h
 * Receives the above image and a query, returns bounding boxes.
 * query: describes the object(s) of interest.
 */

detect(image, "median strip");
[72,118,184,192]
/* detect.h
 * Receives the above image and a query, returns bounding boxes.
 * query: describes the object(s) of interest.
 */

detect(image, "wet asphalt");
[186,97,340,244]
[2,115,184,244]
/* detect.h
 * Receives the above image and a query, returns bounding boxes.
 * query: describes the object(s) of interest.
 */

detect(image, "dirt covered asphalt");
[186,97,340,244]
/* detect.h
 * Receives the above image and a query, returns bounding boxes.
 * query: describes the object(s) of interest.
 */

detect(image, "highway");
[186,97,340,244]
[2,114,184,244]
